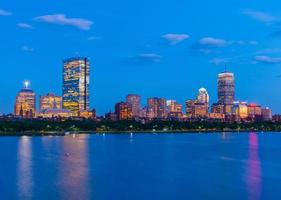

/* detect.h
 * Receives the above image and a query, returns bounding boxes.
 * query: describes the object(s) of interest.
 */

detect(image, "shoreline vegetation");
[0,119,281,136]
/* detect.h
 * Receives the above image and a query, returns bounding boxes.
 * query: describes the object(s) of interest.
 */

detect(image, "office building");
[62,57,90,117]
[40,93,62,111]
[126,94,141,117]
[14,81,36,118]
[232,101,248,119]
[262,107,272,121]
[147,97,167,118]
[218,72,235,114]
[115,102,133,120]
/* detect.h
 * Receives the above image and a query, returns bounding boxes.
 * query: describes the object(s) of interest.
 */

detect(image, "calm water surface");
[0,132,281,200]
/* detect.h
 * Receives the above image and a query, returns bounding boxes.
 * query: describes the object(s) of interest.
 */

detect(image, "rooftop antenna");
[224,64,227,73]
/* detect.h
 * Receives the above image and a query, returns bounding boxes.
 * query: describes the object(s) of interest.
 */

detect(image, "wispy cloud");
[17,23,34,29]
[34,14,93,30]
[0,9,12,16]
[198,37,228,47]
[161,33,190,45]
[243,9,278,24]
[256,48,281,54]
[210,58,229,65]
[255,55,281,64]
[128,53,162,64]
[88,36,101,41]
[22,45,34,52]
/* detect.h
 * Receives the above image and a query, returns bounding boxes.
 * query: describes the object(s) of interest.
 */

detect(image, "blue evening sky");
[1,0,281,115]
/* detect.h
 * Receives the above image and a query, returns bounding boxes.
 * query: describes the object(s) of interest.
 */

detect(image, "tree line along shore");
[0,119,281,135]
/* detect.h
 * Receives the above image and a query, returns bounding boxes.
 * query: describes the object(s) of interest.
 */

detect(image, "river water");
[0,132,280,200]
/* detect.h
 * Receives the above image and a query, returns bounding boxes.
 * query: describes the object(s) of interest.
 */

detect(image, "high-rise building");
[126,94,141,117]
[218,72,235,114]
[62,57,90,116]
[14,81,36,118]
[147,97,166,118]
[115,102,133,120]
[197,88,209,105]
[40,93,62,111]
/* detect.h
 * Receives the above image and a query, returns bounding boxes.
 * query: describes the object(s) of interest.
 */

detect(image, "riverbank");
[0,128,281,136]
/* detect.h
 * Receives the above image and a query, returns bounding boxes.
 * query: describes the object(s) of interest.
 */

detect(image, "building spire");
[24,80,30,89]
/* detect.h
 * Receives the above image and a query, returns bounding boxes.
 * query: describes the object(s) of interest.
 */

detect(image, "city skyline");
[1,0,281,114]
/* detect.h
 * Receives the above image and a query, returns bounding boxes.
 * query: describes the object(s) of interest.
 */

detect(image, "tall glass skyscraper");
[218,72,235,104]
[218,72,235,114]
[62,57,90,116]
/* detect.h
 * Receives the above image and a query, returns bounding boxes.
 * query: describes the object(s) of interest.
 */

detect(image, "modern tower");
[218,72,235,114]
[62,57,90,116]
[197,88,209,105]
[14,81,36,118]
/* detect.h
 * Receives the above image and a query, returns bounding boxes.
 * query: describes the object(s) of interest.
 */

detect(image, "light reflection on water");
[58,134,91,200]
[246,133,261,200]
[17,136,33,199]
[6,133,281,199]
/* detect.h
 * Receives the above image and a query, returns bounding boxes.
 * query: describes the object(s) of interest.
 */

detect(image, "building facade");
[147,97,166,119]
[218,72,235,114]
[115,102,133,120]
[14,84,36,118]
[126,94,141,118]
[186,100,208,118]
[62,57,90,116]
[167,100,183,119]
[40,93,62,111]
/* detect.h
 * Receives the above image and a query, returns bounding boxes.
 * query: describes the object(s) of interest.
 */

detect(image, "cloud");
[17,23,34,29]
[243,9,277,24]
[161,33,190,45]
[22,46,34,52]
[0,9,12,16]
[198,37,228,47]
[128,53,162,64]
[210,58,229,65]
[236,40,258,45]
[255,55,281,64]
[256,48,281,54]
[88,36,101,41]
[34,14,93,30]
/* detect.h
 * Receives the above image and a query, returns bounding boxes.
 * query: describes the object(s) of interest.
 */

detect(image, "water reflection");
[17,136,33,200]
[246,133,261,200]
[58,134,91,199]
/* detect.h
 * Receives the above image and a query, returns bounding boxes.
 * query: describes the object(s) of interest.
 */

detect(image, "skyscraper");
[197,88,209,105]
[147,97,166,119]
[62,57,90,116]
[126,94,141,117]
[218,72,235,114]
[14,81,36,118]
